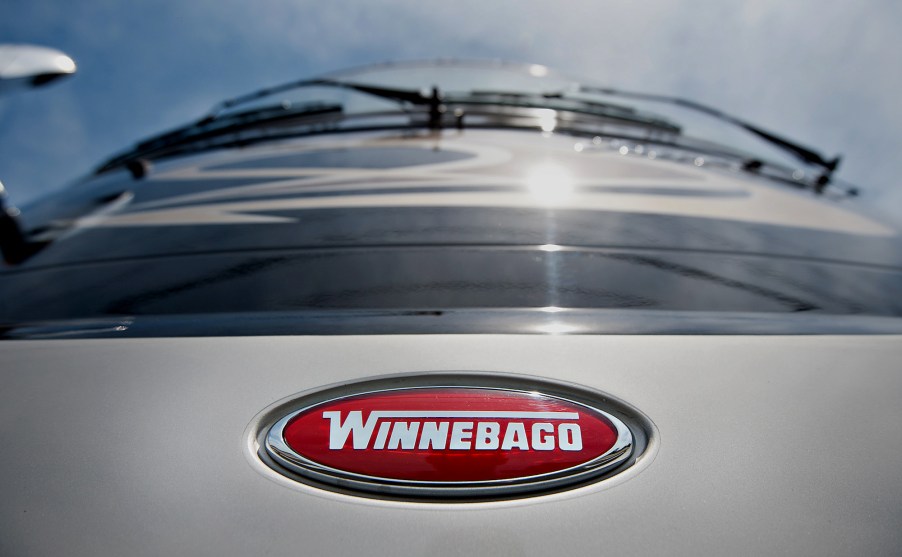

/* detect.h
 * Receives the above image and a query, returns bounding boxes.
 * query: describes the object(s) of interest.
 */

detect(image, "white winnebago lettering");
[387,421,420,449]
[323,411,583,451]
[323,411,379,449]
[419,422,449,449]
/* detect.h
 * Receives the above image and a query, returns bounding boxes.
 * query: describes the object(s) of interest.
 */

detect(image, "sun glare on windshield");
[526,163,575,206]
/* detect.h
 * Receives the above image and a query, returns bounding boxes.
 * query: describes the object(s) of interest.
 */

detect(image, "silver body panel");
[3,334,900,555]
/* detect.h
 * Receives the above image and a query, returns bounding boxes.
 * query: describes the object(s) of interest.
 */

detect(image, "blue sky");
[2,0,901,223]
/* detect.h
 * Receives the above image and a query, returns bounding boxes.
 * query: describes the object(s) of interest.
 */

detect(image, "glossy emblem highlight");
[264,386,634,498]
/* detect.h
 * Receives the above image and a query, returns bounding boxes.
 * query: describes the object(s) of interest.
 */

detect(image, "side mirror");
[0,44,76,94]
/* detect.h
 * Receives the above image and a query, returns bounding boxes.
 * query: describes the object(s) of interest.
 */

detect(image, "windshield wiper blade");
[207,78,430,117]
[96,102,343,174]
[148,102,342,149]
[579,85,842,178]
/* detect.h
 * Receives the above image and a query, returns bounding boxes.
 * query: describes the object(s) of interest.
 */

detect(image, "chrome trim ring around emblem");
[255,373,652,501]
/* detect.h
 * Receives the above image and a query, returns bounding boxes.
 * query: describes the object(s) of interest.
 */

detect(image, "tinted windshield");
[5,61,899,339]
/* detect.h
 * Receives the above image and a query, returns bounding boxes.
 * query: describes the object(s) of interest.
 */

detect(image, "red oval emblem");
[264,384,634,498]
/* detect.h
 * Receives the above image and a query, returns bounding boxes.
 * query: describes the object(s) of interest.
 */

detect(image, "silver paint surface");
[2,334,900,555]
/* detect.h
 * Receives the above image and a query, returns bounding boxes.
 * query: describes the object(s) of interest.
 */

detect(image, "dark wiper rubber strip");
[579,85,841,173]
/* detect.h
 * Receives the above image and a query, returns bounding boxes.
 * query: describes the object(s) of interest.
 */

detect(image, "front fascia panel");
[1,334,900,555]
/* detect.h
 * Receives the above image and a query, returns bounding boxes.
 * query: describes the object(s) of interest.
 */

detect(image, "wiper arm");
[309,80,447,130]
[579,85,841,179]
[310,79,429,105]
